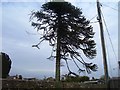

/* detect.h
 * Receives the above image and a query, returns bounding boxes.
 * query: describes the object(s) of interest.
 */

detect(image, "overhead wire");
[104,28,113,78]
[101,3,119,12]
[101,10,118,63]
[89,14,99,24]
[100,3,119,82]
[89,14,98,21]
[100,3,119,77]
[104,31,117,87]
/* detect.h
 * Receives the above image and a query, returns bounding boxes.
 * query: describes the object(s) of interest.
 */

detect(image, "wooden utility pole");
[118,61,120,69]
[96,0,109,86]
[118,61,120,77]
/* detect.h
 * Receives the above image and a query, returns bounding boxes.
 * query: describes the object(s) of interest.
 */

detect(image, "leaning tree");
[30,1,97,82]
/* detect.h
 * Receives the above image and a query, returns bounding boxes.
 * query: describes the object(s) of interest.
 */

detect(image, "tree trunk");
[55,14,61,83]
[55,24,61,82]
[55,14,63,88]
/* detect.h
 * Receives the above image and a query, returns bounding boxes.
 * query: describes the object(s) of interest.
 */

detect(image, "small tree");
[19,75,23,80]
[30,1,97,82]
[0,52,12,78]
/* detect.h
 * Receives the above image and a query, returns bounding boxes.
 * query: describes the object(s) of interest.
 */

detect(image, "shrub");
[64,76,89,82]
[0,52,12,78]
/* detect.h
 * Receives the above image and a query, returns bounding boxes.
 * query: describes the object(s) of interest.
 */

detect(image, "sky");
[0,0,119,79]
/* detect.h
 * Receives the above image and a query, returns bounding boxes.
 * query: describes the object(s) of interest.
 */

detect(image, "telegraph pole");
[118,61,120,77]
[96,0,109,87]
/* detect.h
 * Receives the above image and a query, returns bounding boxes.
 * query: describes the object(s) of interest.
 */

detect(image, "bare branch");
[72,58,85,73]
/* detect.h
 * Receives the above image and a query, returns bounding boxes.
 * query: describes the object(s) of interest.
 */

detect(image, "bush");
[79,76,90,82]
[65,76,89,82]
[0,52,12,78]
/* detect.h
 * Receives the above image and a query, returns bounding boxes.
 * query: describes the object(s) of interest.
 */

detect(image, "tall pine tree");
[30,1,97,82]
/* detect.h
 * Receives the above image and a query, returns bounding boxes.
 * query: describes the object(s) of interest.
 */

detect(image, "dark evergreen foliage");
[30,1,97,79]
[0,52,12,78]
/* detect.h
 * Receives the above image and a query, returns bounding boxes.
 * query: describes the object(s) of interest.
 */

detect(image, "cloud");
[1,0,120,2]
[1,1,118,79]
[0,3,2,51]
[10,67,55,78]
[1,0,46,2]
[2,2,55,78]
[71,2,118,77]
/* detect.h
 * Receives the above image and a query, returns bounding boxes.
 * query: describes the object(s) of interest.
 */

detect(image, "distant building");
[108,61,120,88]
[110,77,120,88]
[0,52,2,55]
[24,78,36,81]
[84,80,99,84]
[7,76,16,80]
[7,75,23,80]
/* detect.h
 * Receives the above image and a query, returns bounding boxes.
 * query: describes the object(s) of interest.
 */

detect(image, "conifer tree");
[30,1,97,82]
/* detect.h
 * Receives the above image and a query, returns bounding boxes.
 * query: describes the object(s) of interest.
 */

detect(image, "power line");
[105,35,113,78]
[89,14,98,21]
[97,0,109,85]
[101,10,118,63]
[90,21,98,24]
[101,3,119,12]
[89,15,98,24]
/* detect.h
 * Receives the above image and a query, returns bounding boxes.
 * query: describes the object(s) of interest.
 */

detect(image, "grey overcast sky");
[0,0,119,79]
